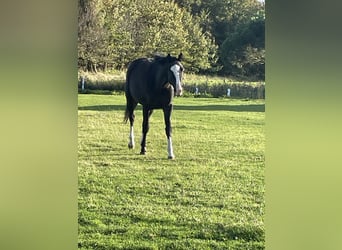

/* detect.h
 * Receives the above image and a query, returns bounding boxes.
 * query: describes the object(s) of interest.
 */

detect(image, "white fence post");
[81,76,85,91]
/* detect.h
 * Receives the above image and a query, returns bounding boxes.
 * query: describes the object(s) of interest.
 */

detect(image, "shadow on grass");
[78,104,265,112]
[175,104,264,112]
[122,213,264,242]
[78,105,127,111]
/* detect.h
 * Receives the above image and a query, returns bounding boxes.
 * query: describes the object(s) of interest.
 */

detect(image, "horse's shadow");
[78,104,265,112]
[78,105,127,111]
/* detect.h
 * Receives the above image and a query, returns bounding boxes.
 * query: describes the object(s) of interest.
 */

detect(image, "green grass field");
[78,94,265,249]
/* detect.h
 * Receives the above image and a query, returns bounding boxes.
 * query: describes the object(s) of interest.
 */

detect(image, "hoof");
[128,143,134,149]
[140,147,146,155]
[168,155,175,160]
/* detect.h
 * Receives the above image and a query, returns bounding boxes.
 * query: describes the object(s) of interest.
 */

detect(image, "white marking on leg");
[128,125,135,148]
[167,137,175,159]
[140,133,144,144]
[170,64,183,96]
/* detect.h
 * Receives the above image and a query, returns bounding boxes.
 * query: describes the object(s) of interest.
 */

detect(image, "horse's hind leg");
[128,115,135,149]
[140,107,153,155]
[163,104,175,159]
[125,96,137,149]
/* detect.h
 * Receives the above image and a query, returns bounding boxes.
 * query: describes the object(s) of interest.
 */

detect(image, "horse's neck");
[150,65,168,92]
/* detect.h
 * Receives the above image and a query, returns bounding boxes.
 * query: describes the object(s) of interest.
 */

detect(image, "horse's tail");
[124,82,130,123]
[123,60,138,124]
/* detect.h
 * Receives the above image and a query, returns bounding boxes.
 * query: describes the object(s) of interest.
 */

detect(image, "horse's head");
[167,53,184,96]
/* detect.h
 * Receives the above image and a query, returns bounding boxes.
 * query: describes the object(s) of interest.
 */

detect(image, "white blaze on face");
[170,64,183,96]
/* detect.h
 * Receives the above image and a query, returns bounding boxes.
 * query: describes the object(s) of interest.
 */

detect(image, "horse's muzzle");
[175,87,183,96]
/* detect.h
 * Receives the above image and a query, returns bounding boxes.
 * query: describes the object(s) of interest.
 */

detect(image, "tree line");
[78,0,265,80]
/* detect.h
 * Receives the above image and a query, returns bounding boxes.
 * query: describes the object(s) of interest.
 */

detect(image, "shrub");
[184,82,265,99]
[78,71,265,99]
[78,71,125,92]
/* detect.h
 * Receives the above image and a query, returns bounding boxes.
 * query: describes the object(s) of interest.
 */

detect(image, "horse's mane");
[152,54,177,64]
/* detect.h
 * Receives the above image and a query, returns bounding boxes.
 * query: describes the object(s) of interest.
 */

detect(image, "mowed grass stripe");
[78,94,265,249]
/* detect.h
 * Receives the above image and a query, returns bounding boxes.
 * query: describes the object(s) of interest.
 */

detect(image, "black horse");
[124,53,184,159]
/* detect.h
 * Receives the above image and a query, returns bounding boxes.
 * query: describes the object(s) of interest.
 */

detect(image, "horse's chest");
[147,87,173,108]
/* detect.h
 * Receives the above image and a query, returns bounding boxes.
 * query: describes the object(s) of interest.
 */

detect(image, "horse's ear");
[178,53,183,61]
[166,53,172,62]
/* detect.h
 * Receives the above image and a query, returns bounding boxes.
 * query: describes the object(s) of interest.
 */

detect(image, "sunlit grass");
[78,94,265,249]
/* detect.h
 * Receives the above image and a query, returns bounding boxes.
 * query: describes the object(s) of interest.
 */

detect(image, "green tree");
[220,17,265,80]
[78,0,217,73]
[174,0,262,44]
[78,0,110,72]
[173,0,265,77]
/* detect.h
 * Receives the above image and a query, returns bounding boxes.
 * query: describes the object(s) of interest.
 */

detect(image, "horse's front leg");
[163,104,175,159]
[140,107,152,155]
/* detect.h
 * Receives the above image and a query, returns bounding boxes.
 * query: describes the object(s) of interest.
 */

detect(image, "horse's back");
[127,58,150,77]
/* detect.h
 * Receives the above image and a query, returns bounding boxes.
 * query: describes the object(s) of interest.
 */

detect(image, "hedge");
[183,82,265,99]
[78,74,265,99]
